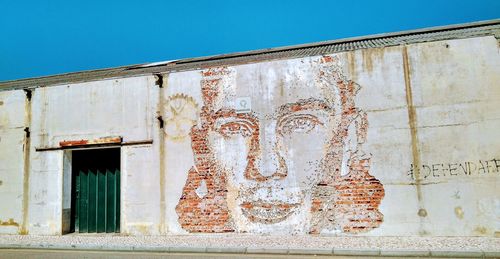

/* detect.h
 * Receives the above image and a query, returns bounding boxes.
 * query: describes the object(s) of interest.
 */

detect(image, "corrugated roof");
[1,19,499,91]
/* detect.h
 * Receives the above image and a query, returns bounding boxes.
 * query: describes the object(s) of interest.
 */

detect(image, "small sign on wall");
[235,97,251,113]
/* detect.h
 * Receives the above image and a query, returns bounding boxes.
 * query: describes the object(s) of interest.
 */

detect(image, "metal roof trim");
[161,18,500,65]
[1,19,499,90]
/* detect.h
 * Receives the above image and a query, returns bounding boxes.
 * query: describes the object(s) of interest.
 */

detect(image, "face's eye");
[278,114,324,135]
[217,120,256,138]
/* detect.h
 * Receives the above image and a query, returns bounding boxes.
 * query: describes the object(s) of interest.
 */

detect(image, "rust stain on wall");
[361,48,384,74]
[59,136,121,147]
[454,206,464,219]
[0,219,19,227]
[130,224,151,235]
[60,139,89,146]
[474,226,488,235]
[403,46,426,221]
[279,79,285,97]
[347,52,357,82]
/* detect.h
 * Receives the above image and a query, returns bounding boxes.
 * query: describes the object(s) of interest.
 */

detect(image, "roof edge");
[166,18,500,65]
[1,18,499,89]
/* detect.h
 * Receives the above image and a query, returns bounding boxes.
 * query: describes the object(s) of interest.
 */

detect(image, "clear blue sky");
[0,0,499,81]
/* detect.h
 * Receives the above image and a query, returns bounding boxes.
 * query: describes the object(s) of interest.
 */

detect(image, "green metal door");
[75,169,120,233]
[72,149,120,233]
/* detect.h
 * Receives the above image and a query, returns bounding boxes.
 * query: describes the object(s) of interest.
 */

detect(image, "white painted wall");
[406,36,500,236]
[27,76,159,235]
[0,35,498,236]
[0,90,26,234]
[161,36,500,236]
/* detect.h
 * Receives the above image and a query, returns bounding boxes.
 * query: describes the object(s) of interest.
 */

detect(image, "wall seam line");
[158,74,167,234]
[20,89,32,234]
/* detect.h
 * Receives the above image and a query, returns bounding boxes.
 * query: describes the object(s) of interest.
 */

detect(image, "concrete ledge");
[129,246,169,252]
[205,247,246,253]
[430,250,484,258]
[333,248,380,256]
[288,248,333,255]
[484,251,500,258]
[168,246,206,253]
[246,247,289,254]
[380,249,431,257]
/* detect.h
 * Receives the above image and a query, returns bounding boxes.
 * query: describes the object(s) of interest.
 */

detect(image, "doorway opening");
[70,148,121,233]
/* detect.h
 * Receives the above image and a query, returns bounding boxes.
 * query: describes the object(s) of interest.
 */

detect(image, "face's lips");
[240,201,300,224]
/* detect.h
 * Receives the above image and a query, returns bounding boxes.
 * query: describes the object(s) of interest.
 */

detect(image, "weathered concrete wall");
[0,90,27,234]
[0,35,498,236]
[404,37,500,236]
[27,76,160,235]
[162,36,500,236]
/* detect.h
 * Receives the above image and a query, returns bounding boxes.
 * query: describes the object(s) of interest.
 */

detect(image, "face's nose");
[244,122,287,182]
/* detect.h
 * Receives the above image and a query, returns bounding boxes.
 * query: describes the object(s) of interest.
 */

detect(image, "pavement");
[0,234,499,258]
[0,249,425,259]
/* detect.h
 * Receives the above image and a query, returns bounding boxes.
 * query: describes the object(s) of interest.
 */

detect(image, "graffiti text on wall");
[407,158,500,180]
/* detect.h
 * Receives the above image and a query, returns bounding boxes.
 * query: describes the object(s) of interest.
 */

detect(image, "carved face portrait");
[175,56,384,234]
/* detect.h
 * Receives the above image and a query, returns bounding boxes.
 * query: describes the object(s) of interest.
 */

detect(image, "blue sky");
[0,0,499,81]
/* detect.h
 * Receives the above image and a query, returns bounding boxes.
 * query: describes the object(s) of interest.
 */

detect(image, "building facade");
[0,20,499,236]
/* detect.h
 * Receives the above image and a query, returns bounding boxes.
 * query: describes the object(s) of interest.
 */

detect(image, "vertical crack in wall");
[402,46,427,232]
[20,89,33,234]
[157,74,167,234]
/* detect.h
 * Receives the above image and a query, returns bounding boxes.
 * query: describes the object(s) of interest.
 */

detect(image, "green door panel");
[87,170,97,233]
[96,170,106,233]
[75,171,80,232]
[78,171,88,233]
[75,167,120,233]
[115,169,120,233]
[106,169,116,233]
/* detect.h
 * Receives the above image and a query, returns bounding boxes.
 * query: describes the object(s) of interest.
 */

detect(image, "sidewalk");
[0,234,498,257]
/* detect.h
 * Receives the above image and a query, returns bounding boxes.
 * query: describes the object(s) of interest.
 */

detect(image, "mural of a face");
[175,55,384,234]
